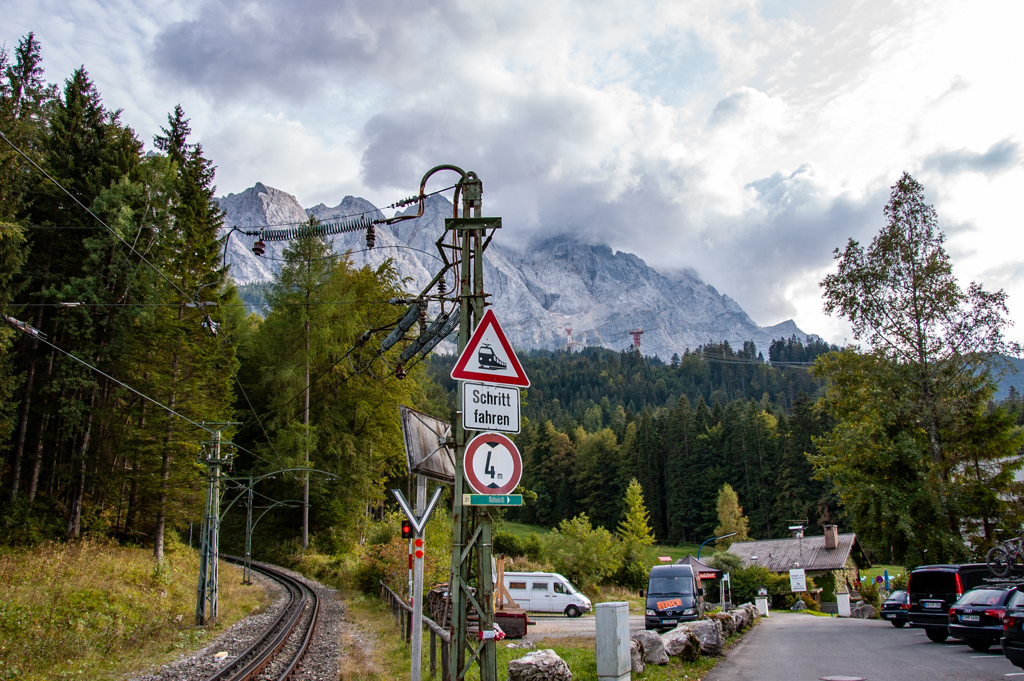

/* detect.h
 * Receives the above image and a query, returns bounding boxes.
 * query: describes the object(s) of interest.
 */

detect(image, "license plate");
[885,614,896,618]
[923,602,942,609]
[662,619,677,624]
[960,615,980,622]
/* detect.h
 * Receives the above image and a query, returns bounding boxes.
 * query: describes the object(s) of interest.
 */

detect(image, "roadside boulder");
[631,630,670,665]
[791,599,807,611]
[851,602,877,619]
[507,649,572,681]
[664,619,724,657]
[630,640,646,674]
[729,609,749,630]
[710,612,737,635]
[661,628,701,661]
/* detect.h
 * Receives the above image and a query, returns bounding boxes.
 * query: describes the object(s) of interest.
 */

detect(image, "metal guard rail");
[380,581,450,681]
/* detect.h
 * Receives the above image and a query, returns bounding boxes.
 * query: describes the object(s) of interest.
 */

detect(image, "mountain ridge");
[217,184,814,359]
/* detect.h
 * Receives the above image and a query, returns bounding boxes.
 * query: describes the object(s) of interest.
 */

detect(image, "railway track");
[205,557,320,681]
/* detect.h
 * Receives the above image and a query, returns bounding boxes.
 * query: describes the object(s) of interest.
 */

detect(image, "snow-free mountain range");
[217,183,812,360]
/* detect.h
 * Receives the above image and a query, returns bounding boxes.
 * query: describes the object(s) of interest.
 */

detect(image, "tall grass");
[0,537,267,680]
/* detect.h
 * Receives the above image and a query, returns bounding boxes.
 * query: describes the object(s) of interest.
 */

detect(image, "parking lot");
[705,611,1023,681]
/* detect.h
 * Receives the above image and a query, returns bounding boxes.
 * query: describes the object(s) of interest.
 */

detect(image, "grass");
[0,537,268,681]
[496,520,709,565]
[863,564,905,585]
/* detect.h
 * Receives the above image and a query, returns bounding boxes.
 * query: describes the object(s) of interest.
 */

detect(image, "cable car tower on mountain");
[629,328,644,350]
[565,327,573,352]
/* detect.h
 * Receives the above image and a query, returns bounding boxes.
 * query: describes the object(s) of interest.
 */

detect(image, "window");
[532,582,549,591]
[554,582,569,595]
[957,589,1011,607]
[509,582,527,590]
[648,576,693,596]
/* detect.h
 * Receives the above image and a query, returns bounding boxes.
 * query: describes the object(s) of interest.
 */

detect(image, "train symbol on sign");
[477,344,507,371]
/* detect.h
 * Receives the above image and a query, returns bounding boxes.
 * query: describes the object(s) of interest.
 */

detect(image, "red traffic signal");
[401,519,413,539]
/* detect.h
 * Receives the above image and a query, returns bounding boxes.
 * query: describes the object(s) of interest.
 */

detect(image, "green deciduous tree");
[714,483,750,548]
[543,513,621,591]
[816,172,1022,562]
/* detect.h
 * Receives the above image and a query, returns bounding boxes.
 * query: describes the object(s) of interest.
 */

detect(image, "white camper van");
[502,572,592,617]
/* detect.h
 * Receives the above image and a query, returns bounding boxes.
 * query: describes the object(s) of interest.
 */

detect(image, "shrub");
[859,580,881,613]
[890,572,907,591]
[730,564,790,606]
[494,530,525,558]
[543,514,621,591]
[800,593,820,611]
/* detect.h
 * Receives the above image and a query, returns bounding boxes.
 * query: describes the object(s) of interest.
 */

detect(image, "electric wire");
[0,314,277,467]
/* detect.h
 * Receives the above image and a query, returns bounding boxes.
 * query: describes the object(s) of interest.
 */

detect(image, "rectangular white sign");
[461,382,520,433]
[789,568,806,592]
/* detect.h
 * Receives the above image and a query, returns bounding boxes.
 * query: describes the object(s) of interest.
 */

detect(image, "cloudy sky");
[4,0,1023,344]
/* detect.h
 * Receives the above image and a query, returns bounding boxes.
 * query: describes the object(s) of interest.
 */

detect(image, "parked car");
[645,564,704,631]
[1002,588,1024,667]
[503,572,592,617]
[908,563,990,642]
[881,590,910,627]
[947,585,1017,651]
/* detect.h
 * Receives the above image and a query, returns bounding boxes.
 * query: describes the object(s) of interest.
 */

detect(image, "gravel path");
[130,561,344,681]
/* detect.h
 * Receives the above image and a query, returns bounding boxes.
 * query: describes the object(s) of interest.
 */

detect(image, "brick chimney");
[824,524,838,549]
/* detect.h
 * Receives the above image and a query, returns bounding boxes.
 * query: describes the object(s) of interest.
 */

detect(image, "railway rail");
[205,557,320,681]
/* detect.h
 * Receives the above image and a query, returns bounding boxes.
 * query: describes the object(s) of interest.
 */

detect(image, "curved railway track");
[205,557,320,681]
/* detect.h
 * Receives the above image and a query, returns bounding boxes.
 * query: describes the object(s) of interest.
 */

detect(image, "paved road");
[705,612,1023,681]
[523,614,646,641]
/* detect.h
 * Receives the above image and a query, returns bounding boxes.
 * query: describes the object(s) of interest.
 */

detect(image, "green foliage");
[730,564,789,606]
[889,572,907,591]
[818,172,1022,563]
[714,483,750,548]
[704,551,743,574]
[859,580,881,613]
[614,479,656,590]
[543,514,621,591]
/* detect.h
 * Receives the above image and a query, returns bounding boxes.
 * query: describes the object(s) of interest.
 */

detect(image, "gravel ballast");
[130,561,344,681]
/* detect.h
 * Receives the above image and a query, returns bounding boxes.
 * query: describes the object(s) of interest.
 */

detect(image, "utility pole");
[444,169,500,681]
[303,289,310,550]
[195,423,238,626]
[243,477,253,584]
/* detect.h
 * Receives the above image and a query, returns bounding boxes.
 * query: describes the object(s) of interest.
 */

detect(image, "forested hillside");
[430,339,841,544]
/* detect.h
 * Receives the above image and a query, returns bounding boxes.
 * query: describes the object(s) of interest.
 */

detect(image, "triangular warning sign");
[450,309,530,387]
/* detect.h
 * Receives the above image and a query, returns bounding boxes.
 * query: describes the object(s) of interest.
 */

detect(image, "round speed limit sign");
[464,432,522,495]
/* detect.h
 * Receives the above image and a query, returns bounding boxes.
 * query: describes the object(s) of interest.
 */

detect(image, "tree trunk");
[9,354,36,499]
[27,413,47,502]
[66,389,96,540]
[155,343,180,561]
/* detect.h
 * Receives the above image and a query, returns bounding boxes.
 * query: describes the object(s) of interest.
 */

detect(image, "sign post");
[463,432,523,495]
[789,568,807,592]
[392,485,444,681]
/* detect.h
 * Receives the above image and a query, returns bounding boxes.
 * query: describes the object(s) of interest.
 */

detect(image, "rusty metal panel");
[400,405,455,484]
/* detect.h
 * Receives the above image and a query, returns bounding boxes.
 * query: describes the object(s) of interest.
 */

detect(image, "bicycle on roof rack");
[987,532,1024,577]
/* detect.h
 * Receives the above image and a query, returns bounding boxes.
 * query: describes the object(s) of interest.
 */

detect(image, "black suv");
[1001,588,1024,668]
[948,585,1017,651]
[908,564,990,642]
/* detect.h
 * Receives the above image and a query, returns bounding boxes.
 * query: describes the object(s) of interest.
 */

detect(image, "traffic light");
[401,519,413,539]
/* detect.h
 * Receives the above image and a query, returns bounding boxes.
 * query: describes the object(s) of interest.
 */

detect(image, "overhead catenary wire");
[0,314,278,467]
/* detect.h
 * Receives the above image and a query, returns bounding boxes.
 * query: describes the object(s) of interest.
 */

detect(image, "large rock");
[664,619,724,657]
[851,602,877,619]
[729,609,749,630]
[710,611,737,635]
[508,649,573,681]
[791,599,807,611]
[630,640,646,674]
[631,630,670,665]
[661,628,701,661]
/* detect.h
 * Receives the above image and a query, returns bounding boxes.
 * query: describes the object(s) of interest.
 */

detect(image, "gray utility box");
[596,601,631,681]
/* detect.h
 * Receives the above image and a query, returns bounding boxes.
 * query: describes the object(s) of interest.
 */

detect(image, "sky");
[4,0,1023,345]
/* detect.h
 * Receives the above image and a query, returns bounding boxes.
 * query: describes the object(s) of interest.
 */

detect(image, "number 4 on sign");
[391,487,444,535]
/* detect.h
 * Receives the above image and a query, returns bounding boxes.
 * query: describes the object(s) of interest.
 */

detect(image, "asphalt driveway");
[705,611,1021,681]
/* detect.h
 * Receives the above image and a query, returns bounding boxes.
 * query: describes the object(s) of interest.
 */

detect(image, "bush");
[730,564,790,606]
[543,514,621,591]
[494,530,525,558]
[800,593,820,611]
[859,580,881,613]
[890,572,907,591]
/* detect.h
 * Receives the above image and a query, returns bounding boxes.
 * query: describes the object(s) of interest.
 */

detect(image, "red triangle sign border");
[450,308,530,387]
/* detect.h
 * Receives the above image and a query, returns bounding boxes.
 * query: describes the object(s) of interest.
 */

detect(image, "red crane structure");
[629,328,644,350]
[565,328,573,352]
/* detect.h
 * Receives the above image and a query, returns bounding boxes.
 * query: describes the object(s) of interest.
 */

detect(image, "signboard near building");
[789,568,807,592]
